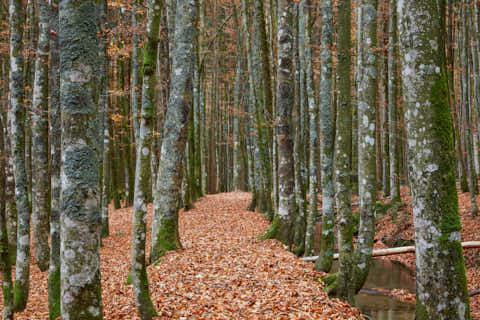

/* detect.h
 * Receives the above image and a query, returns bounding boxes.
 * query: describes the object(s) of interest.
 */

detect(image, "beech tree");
[334,0,354,303]
[150,0,197,263]
[398,0,471,318]
[314,0,335,273]
[131,0,162,317]
[59,0,103,318]
[9,0,31,312]
[31,0,50,272]
[263,0,296,246]
[48,0,61,318]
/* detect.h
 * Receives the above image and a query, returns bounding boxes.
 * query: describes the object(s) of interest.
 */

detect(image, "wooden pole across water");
[301,241,480,262]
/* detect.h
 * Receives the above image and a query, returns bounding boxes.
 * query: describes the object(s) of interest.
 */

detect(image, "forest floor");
[369,185,480,318]
[2,192,362,319]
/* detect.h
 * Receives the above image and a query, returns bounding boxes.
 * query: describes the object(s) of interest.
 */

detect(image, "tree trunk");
[131,1,162,318]
[150,0,197,263]
[0,108,13,320]
[302,0,319,258]
[9,0,31,311]
[59,1,103,317]
[334,0,355,303]
[353,0,377,293]
[263,0,297,247]
[388,0,400,203]
[398,0,471,318]
[314,0,335,273]
[48,2,61,318]
[31,0,51,272]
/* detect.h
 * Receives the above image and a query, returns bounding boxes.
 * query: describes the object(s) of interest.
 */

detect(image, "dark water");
[331,259,416,320]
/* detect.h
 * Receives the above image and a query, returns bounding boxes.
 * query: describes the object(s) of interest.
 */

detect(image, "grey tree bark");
[0,111,13,320]
[100,1,110,239]
[48,1,61,318]
[460,1,478,216]
[9,0,31,311]
[388,0,401,202]
[398,0,471,318]
[301,0,319,258]
[353,0,377,293]
[314,0,335,273]
[334,0,354,303]
[263,0,297,247]
[59,0,103,318]
[131,0,162,318]
[150,0,197,263]
[31,0,51,272]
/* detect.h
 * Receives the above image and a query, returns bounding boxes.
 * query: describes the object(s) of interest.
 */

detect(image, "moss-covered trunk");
[48,2,61,318]
[334,0,354,304]
[314,0,335,273]
[398,0,471,318]
[264,0,297,247]
[131,1,162,318]
[0,103,13,320]
[150,0,197,263]
[9,0,32,311]
[353,0,377,293]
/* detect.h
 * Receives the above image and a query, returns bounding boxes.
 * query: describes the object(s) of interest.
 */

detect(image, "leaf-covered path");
[4,192,362,319]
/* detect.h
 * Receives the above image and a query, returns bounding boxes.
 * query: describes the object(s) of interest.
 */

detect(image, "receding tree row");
[0,0,476,319]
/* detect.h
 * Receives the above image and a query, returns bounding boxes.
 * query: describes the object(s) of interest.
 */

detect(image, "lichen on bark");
[131,0,162,317]
[59,0,103,318]
[263,0,297,247]
[9,0,31,311]
[150,0,197,263]
[31,0,51,272]
[314,0,335,274]
[398,0,471,318]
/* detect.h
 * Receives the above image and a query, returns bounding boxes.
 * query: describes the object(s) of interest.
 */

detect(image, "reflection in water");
[330,259,416,320]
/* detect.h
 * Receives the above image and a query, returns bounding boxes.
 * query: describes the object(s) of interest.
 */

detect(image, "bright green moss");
[150,218,179,263]
[13,282,28,312]
[48,268,61,320]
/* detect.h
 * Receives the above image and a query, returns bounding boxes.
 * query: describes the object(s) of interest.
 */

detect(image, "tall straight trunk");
[241,0,260,211]
[120,60,135,207]
[461,2,478,216]
[150,0,197,263]
[100,0,110,238]
[48,1,61,318]
[59,1,103,318]
[472,2,480,186]
[131,2,141,145]
[131,1,162,318]
[9,0,31,312]
[263,0,297,246]
[3,87,17,266]
[31,0,50,272]
[24,0,36,203]
[388,0,400,202]
[0,112,13,320]
[335,0,354,303]
[353,0,377,292]
[381,2,390,197]
[233,6,243,191]
[251,0,274,218]
[314,0,335,273]
[294,3,307,255]
[398,0,471,318]
[301,0,319,258]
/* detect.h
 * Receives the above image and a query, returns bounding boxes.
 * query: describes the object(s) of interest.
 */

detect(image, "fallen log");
[470,289,480,297]
[301,241,480,262]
